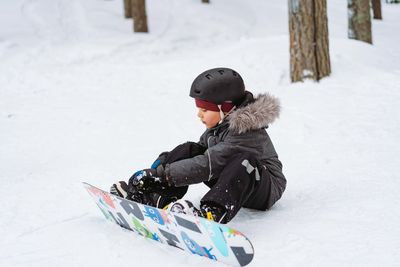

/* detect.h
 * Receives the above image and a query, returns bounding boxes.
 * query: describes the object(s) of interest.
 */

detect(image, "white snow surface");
[1,1,400,266]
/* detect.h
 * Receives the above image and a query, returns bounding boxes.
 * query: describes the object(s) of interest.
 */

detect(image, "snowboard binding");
[110,181,176,209]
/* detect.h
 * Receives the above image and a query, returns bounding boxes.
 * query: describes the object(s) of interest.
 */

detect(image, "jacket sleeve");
[166,133,242,187]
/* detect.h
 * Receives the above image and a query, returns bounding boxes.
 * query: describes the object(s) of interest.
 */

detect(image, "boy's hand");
[129,168,167,191]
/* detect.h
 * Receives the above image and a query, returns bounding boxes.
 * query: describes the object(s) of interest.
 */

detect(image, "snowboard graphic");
[83,182,254,266]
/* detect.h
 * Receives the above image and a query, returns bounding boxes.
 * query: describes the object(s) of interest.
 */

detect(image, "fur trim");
[228,93,280,134]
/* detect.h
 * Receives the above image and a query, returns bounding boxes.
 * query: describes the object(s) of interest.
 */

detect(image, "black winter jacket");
[165,92,286,208]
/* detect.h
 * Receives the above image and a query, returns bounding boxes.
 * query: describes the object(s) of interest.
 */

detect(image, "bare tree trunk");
[289,0,315,82]
[314,0,331,81]
[348,0,372,44]
[371,0,382,19]
[288,0,331,82]
[132,0,148,32]
[202,0,210,3]
[124,0,132,18]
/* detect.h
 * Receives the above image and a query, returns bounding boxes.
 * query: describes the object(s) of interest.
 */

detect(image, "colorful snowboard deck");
[83,182,254,266]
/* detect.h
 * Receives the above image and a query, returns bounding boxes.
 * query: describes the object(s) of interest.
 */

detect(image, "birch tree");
[288,0,331,82]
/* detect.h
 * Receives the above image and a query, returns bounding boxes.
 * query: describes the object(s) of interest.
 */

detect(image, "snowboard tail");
[83,182,254,266]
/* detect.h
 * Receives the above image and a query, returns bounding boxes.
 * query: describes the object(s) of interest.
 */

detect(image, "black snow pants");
[156,142,273,223]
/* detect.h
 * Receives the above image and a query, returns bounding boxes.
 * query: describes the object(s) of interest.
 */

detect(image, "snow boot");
[110,181,176,208]
[142,192,177,209]
[166,199,227,223]
[110,181,130,198]
[166,199,202,216]
[200,203,227,223]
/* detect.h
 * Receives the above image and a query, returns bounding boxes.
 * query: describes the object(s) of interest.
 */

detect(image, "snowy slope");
[1,0,400,266]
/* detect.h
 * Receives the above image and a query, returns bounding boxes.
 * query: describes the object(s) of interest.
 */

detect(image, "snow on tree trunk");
[371,0,382,19]
[124,0,132,18]
[348,0,372,44]
[288,0,331,83]
[132,0,148,32]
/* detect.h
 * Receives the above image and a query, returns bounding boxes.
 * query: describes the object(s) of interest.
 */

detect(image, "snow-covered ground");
[1,0,400,266]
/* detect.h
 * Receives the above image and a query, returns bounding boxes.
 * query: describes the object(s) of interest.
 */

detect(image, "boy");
[111,67,286,224]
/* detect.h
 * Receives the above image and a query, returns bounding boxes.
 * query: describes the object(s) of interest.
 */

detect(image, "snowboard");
[83,182,254,266]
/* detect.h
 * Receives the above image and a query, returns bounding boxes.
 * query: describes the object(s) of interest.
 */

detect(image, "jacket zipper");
[207,135,213,181]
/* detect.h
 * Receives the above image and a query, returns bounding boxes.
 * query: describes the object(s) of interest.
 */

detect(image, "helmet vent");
[218,70,225,75]
[205,74,213,80]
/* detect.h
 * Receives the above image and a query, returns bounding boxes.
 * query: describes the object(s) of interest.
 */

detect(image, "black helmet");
[189,67,245,105]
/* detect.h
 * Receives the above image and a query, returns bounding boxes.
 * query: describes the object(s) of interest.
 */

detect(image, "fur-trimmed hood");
[228,93,281,134]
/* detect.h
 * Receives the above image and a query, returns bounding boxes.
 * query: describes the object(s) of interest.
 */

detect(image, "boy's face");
[197,108,221,129]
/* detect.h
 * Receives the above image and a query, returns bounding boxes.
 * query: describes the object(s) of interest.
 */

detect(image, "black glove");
[151,152,169,170]
[128,168,167,191]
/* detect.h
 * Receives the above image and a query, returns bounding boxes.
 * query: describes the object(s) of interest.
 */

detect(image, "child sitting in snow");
[110,67,286,224]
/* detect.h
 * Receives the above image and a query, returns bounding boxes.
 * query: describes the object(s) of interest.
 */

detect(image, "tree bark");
[314,0,331,81]
[348,0,372,44]
[132,0,148,32]
[371,0,382,19]
[288,0,331,82]
[124,0,132,18]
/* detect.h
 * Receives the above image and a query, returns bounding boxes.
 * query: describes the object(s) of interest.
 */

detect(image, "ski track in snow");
[16,212,89,239]
[1,1,400,267]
